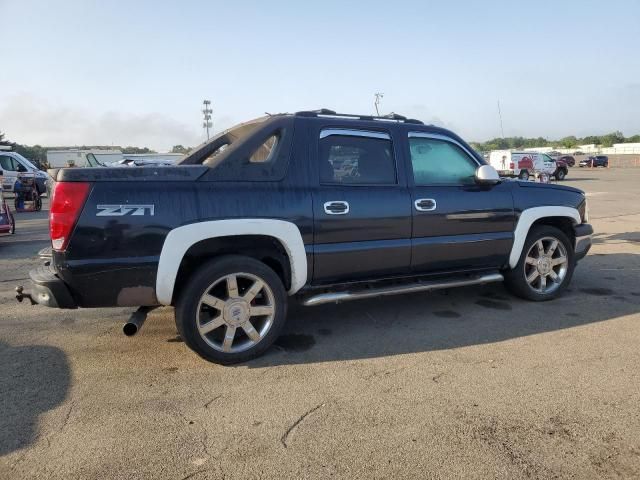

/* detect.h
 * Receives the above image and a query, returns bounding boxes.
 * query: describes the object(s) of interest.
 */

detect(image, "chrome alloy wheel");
[523,236,569,294]
[196,272,275,353]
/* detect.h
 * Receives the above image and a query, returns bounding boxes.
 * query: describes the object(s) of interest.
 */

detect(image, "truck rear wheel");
[503,225,575,301]
[175,255,288,364]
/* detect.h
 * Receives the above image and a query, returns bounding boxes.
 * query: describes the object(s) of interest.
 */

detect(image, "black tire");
[518,170,529,180]
[556,169,566,180]
[503,225,575,301]
[175,255,288,364]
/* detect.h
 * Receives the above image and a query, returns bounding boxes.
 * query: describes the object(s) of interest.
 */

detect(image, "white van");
[0,151,49,195]
[489,150,556,179]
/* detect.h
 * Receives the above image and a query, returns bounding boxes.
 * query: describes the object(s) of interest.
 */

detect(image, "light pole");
[202,99,213,140]
[374,92,384,116]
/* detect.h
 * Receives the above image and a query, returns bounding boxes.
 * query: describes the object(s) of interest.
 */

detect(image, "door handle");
[324,201,350,215]
[415,198,437,212]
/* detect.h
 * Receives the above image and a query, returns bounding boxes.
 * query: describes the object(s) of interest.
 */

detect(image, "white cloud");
[0,93,204,151]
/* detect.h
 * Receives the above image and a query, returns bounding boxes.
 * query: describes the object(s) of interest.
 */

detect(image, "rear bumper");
[574,223,593,262]
[24,264,77,309]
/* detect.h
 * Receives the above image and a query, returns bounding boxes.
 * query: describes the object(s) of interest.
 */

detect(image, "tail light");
[509,162,514,169]
[50,182,91,251]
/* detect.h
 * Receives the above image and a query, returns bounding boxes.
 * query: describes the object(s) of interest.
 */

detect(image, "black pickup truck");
[19,110,593,364]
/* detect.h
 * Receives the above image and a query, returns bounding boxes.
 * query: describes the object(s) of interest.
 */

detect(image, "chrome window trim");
[320,128,391,140]
[407,132,481,166]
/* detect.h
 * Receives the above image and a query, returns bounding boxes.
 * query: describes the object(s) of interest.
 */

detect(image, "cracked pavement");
[1,169,640,479]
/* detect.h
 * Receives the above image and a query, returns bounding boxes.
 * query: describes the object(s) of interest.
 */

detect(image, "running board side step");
[301,272,504,307]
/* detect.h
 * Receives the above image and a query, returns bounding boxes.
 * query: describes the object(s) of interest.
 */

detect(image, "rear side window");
[319,131,396,185]
[409,137,477,185]
[207,127,291,181]
[250,135,278,163]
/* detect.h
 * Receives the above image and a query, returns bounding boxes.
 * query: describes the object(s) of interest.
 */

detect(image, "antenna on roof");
[374,93,384,116]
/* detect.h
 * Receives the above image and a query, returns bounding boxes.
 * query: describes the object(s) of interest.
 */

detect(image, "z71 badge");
[96,204,155,216]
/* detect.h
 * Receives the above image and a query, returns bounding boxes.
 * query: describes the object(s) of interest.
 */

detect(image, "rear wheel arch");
[173,235,291,304]
[156,219,307,305]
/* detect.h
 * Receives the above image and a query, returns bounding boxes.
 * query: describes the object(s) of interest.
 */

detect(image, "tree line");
[471,131,640,153]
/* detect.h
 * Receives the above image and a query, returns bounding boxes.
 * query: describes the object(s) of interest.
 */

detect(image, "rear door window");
[318,130,396,185]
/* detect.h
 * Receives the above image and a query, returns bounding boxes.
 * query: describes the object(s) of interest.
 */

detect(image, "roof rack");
[295,109,424,125]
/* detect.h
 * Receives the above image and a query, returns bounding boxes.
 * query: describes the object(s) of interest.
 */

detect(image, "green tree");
[121,146,156,154]
[0,130,14,147]
[582,135,601,146]
[171,144,190,154]
[600,131,625,148]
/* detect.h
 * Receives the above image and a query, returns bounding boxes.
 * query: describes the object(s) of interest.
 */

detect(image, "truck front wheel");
[175,255,288,364]
[503,225,575,301]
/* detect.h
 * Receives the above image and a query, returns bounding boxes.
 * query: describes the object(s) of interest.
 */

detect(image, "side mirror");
[475,164,500,185]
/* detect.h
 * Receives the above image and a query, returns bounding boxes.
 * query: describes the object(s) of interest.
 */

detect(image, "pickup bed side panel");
[55,181,200,307]
[56,122,313,308]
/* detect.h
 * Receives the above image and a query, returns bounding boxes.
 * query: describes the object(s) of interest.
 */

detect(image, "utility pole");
[374,92,384,116]
[202,99,213,140]
[497,100,505,138]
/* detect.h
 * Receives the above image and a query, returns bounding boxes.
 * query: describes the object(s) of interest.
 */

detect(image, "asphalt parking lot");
[1,169,639,479]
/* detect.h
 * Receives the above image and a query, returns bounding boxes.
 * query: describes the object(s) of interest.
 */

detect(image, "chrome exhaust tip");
[122,306,156,336]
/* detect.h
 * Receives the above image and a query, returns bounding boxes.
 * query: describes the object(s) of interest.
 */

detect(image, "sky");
[1,0,639,151]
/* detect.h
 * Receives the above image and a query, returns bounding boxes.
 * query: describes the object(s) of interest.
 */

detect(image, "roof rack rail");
[294,109,424,125]
[296,109,338,116]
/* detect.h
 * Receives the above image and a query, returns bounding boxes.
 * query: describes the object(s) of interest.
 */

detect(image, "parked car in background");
[558,155,576,167]
[0,151,48,195]
[579,155,609,168]
[573,151,584,156]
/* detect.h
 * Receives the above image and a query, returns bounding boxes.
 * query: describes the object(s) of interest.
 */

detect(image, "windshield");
[180,116,269,166]
[13,153,39,171]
